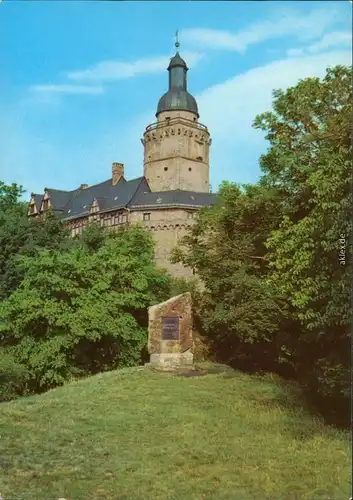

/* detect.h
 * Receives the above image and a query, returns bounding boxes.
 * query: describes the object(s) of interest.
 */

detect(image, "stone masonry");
[147,292,194,369]
[142,109,211,193]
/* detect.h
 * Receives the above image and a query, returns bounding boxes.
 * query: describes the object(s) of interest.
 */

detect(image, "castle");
[28,45,217,278]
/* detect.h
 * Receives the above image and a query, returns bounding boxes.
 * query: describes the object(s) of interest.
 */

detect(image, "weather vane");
[175,29,180,49]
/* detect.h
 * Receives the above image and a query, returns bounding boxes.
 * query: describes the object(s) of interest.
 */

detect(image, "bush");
[0,351,29,401]
[0,225,171,396]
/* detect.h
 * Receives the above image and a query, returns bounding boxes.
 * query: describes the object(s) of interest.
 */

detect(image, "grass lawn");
[0,363,351,500]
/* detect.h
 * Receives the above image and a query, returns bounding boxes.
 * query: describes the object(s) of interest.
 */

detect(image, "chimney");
[80,184,88,190]
[112,162,124,185]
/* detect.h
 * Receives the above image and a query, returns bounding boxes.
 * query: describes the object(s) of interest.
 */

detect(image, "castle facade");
[28,47,217,278]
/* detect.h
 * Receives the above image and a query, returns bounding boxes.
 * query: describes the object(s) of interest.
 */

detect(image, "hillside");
[0,364,350,500]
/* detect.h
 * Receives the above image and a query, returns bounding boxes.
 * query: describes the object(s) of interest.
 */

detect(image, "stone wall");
[142,110,211,193]
[65,206,196,278]
[129,207,195,278]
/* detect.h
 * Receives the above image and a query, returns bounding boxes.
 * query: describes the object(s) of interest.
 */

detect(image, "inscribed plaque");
[161,317,179,340]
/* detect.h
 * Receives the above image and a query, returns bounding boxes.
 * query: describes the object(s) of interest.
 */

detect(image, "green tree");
[0,183,71,300]
[172,181,288,371]
[0,181,24,211]
[172,65,351,425]
[253,65,352,415]
[0,225,170,398]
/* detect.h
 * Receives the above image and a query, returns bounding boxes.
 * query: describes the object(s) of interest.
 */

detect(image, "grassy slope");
[0,363,350,500]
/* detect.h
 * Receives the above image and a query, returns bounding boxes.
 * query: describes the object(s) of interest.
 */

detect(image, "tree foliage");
[0,185,71,300]
[254,65,352,408]
[0,224,170,398]
[171,182,289,372]
[173,65,352,423]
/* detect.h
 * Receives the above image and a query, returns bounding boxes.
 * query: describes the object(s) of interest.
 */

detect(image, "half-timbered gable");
[28,193,43,216]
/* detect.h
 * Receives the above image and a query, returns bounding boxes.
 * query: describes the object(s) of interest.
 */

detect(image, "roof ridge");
[126,176,148,206]
[78,178,112,191]
[60,177,116,211]
[46,187,72,193]
[125,176,144,184]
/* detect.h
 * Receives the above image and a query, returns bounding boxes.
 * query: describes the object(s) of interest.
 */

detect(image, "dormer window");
[28,204,35,215]
[42,199,49,211]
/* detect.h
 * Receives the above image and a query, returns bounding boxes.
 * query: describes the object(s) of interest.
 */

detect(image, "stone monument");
[146,292,194,369]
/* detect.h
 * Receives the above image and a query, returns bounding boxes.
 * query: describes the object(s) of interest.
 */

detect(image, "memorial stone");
[147,293,193,369]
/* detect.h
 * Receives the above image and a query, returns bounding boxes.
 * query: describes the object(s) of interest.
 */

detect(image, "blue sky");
[0,1,351,197]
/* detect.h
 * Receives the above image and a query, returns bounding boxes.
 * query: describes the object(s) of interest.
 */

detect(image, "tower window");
[143,213,151,221]
[196,156,203,161]
[189,167,192,172]
[164,167,168,171]
[193,117,197,122]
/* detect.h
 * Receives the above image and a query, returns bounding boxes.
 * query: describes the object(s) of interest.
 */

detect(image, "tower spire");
[175,29,180,49]
[155,37,199,118]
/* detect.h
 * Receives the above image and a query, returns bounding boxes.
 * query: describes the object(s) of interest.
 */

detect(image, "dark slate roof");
[156,50,199,118]
[61,176,148,221]
[46,188,78,212]
[33,175,217,221]
[129,189,218,209]
[33,194,43,211]
[156,90,199,118]
[168,52,187,70]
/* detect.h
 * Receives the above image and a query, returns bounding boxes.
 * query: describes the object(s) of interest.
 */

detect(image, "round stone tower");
[141,46,211,193]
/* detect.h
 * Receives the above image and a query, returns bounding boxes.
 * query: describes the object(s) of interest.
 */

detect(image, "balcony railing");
[145,116,208,133]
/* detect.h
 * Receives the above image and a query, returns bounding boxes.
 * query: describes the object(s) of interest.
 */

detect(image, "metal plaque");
[161,317,179,340]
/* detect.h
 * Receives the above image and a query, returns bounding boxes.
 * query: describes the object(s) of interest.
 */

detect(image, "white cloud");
[195,49,351,185]
[287,31,351,58]
[2,46,350,196]
[286,48,304,58]
[181,8,340,53]
[31,84,104,95]
[67,52,204,82]
[198,49,351,138]
[105,49,351,189]
[307,31,351,53]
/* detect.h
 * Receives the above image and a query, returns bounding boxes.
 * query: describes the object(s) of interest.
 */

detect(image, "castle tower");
[141,42,211,193]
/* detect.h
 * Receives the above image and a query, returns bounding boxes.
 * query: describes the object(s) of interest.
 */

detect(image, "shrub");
[0,351,29,401]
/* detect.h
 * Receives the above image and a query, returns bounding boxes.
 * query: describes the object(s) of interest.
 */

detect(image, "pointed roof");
[30,193,43,211]
[156,40,199,118]
[167,52,187,70]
